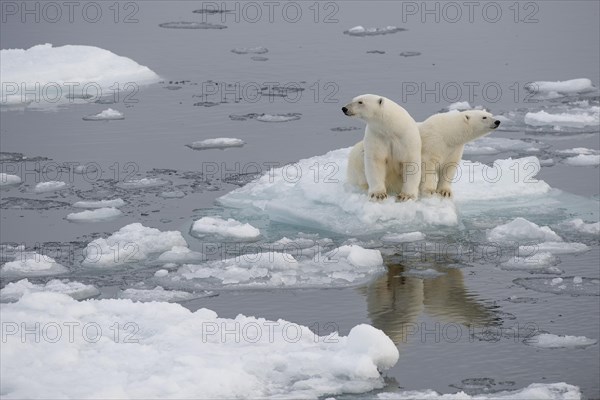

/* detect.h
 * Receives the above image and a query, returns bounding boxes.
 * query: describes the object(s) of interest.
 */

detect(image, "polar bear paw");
[436,189,453,198]
[396,193,416,202]
[422,189,437,197]
[369,191,388,201]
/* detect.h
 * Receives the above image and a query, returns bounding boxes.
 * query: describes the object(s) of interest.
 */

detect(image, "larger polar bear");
[343,94,421,201]
[419,110,501,198]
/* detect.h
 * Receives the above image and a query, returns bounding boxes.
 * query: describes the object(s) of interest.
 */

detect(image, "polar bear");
[343,94,421,201]
[419,110,501,198]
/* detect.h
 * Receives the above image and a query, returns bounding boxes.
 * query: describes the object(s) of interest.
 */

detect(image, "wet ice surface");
[1,2,599,398]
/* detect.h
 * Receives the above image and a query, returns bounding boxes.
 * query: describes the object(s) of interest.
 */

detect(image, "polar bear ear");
[464,114,470,121]
[378,98,384,106]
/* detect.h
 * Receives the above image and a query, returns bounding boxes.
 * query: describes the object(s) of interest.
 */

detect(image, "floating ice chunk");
[344,25,406,36]
[73,198,125,209]
[156,245,384,289]
[399,51,421,57]
[158,21,227,29]
[573,276,583,284]
[116,178,170,189]
[159,190,186,198]
[157,246,205,263]
[191,217,260,240]
[519,241,589,255]
[524,109,599,128]
[557,147,598,155]
[402,268,446,279]
[0,252,68,277]
[563,154,600,166]
[514,276,600,296]
[231,46,268,54]
[66,207,122,222]
[82,223,187,268]
[560,219,600,235]
[0,173,21,186]
[487,218,562,243]
[229,113,301,122]
[0,279,99,302]
[447,101,472,111]
[500,252,561,274]
[154,269,169,277]
[377,382,581,399]
[219,149,556,236]
[118,286,208,302]
[82,108,124,121]
[187,138,244,150]
[1,292,398,398]
[526,78,596,98]
[0,44,160,106]
[381,232,425,243]
[464,137,543,155]
[524,333,597,349]
[34,181,67,193]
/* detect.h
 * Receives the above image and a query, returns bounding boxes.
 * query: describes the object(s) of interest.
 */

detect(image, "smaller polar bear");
[343,94,421,201]
[420,110,501,198]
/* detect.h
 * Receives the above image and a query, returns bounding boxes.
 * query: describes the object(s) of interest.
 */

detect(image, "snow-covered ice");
[82,223,188,268]
[82,108,124,121]
[524,333,597,349]
[563,154,600,166]
[487,218,562,243]
[377,382,581,399]
[66,207,123,222]
[118,286,210,302]
[524,108,599,129]
[157,246,205,263]
[463,137,544,156]
[155,245,384,289]
[73,198,126,209]
[0,292,399,398]
[0,252,68,277]
[447,101,472,111]
[0,173,21,186]
[500,252,561,274]
[218,148,566,236]
[34,181,67,193]
[191,217,260,240]
[187,138,245,150]
[525,78,596,99]
[519,242,589,255]
[560,219,600,235]
[344,25,406,36]
[0,44,160,106]
[0,279,99,302]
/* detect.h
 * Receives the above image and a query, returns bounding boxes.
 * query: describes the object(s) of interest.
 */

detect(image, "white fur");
[344,94,421,201]
[419,110,500,197]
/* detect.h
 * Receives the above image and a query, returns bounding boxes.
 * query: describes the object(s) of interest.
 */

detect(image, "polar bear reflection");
[361,264,494,344]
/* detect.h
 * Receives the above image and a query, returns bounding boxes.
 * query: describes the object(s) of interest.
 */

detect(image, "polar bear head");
[462,110,501,139]
[342,94,388,121]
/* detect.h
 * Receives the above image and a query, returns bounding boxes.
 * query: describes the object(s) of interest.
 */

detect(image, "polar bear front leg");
[397,158,421,201]
[436,147,463,198]
[364,153,388,201]
[420,157,439,197]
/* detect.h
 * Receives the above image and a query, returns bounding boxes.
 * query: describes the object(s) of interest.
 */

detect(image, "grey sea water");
[1,1,599,398]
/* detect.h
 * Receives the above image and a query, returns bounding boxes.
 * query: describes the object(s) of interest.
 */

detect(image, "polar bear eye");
[482,117,487,119]
[358,101,363,105]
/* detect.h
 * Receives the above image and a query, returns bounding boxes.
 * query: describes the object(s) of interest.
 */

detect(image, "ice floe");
[187,138,244,150]
[158,21,227,29]
[191,217,260,240]
[525,78,597,99]
[231,46,268,54]
[514,276,600,296]
[344,25,406,36]
[563,154,600,166]
[0,173,21,186]
[218,149,568,236]
[34,181,67,193]
[464,137,545,156]
[560,219,599,235]
[73,198,126,209]
[487,218,562,243]
[154,245,384,290]
[499,252,561,274]
[82,223,187,268]
[117,286,210,302]
[66,207,122,222]
[381,232,426,243]
[0,44,159,107]
[229,113,301,122]
[0,292,398,398]
[519,242,589,255]
[116,178,170,190]
[0,252,68,277]
[0,279,99,302]
[82,108,124,121]
[524,108,599,129]
[157,246,205,263]
[524,333,597,349]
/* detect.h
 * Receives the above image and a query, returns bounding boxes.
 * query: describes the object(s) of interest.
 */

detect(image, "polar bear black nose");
[342,107,348,114]
[494,120,501,126]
